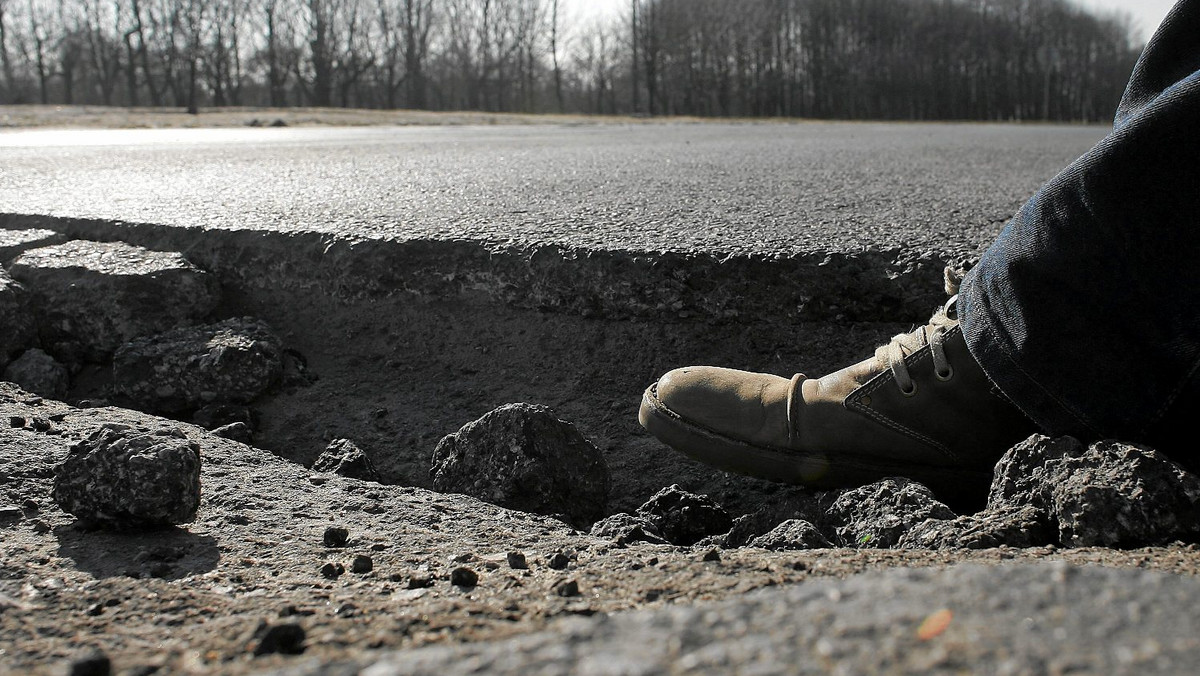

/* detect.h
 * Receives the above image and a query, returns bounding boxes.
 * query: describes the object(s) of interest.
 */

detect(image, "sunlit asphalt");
[0,122,1105,256]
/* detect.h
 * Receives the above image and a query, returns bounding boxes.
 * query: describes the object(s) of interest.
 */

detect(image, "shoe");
[638,293,1036,499]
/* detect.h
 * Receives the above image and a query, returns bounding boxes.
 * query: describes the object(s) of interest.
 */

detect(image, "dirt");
[2,386,1199,676]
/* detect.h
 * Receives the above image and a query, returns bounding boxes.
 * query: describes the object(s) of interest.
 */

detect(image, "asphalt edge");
[0,214,954,323]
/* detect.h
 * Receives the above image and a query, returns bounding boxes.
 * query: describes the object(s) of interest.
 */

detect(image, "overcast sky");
[571,0,1178,43]
[1080,0,1177,40]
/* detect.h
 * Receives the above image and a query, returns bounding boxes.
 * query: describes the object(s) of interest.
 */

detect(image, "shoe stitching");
[846,335,956,461]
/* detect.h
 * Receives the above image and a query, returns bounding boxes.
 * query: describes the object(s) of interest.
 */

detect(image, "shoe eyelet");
[935,367,954,382]
[900,382,918,397]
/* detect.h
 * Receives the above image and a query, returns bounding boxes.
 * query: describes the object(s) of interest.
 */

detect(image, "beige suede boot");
[638,294,1036,499]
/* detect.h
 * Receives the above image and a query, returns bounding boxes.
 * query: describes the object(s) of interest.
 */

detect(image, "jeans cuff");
[958,269,1099,437]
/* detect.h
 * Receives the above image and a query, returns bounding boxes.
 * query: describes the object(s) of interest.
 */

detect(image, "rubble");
[988,436,1200,547]
[826,478,956,548]
[312,438,382,482]
[898,505,1053,550]
[431,403,610,527]
[636,485,732,546]
[2,348,69,399]
[8,240,219,363]
[720,488,835,548]
[112,318,283,413]
[748,519,832,550]
[51,423,201,529]
[589,512,667,545]
[210,422,252,444]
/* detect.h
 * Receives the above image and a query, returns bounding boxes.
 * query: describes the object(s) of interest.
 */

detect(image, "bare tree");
[0,0,18,101]
[0,0,1141,120]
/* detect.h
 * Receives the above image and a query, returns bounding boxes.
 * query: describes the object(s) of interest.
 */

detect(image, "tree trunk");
[551,0,563,112]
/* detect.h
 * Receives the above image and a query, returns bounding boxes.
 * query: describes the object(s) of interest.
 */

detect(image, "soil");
[4,386,1200,676]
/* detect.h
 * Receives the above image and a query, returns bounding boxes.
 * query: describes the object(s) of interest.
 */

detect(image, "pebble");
[211,422,253,443]
[319,562,344,580]
[406,574,435,590]
[450,567,479,587]
[323,527,350,548]
[0,506,23,522]
[554,579,581,597]
[506,551,528,569]
[351,555,374,574]
[548,552,570,570]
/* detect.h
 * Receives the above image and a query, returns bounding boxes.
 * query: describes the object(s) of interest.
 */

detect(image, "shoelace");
[785,266,968,432]
[874,296,958,396]
[877,266,966,395]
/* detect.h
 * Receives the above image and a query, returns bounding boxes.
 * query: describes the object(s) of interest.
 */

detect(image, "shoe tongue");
[872,308,958,367]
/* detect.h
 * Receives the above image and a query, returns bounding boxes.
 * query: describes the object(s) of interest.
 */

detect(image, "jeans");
[959,0,1200,453]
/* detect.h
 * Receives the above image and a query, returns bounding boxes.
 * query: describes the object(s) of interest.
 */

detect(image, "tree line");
[0,0,1140,122]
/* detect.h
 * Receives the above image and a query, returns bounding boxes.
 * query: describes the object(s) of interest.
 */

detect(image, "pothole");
[0,219,915,519]
[6,218,1197,554]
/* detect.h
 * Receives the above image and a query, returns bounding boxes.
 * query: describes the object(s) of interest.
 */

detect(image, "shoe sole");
[638,382,993,498]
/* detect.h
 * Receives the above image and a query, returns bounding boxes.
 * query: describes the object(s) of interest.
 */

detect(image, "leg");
[639,0,1200,494]
[961,0,1200,448]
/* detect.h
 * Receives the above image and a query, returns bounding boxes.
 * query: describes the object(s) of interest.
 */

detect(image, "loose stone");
[636,485,732,547]
[748,519,833,551]
[312,439,382,482]
[351,555,374,574]
[506,551,528,569]
[826,478,956,549]
[52,424,201,529]
[323,527,350,548]
[211,422,253,444]
[589,513,668,545]
[553,579,581,597]
[2,349,69,400]
[450,567,479,587]
[989,435,1200,547]
[431,403,610,527]
[113,318,284,414]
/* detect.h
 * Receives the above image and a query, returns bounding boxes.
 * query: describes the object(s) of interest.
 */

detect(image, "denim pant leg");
[958,0,1200,449]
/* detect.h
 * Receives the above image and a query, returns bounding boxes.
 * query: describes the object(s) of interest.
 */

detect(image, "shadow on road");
[54,524,220,580]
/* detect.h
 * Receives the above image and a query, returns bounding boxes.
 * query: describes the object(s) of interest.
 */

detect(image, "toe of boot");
[651,366,792,446]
